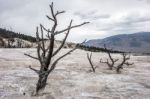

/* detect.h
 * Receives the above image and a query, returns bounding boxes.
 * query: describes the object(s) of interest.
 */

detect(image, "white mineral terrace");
[0,48,150,99]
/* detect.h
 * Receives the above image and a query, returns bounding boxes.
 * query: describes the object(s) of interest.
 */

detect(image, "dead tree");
[24,2,89,94]
[7,38,14,48]
[116,53,133,73]
[100,45,133,73]
[0,37,4,47]
[17,38,23,48]
[100,45,118,70]
[87,52,97,72]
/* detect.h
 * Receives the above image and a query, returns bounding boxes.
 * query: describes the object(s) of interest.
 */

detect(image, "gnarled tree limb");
[116,53,133,73]
[55,22,89,35]
[100,44,118,70]
[29,66,40,74]
[87,52,97,72]
[52,20,73,57]
[24,53,39,60]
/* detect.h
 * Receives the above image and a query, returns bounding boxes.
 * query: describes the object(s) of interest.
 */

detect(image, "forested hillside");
[0,28,36,42]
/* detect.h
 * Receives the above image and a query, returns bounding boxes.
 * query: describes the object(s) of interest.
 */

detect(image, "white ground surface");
[0,48,150,99]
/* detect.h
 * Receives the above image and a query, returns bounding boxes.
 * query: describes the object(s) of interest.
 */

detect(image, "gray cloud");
[0,0,31,13]
[138,0,150,3]
[0,0,150,42]
[74,11,110,21]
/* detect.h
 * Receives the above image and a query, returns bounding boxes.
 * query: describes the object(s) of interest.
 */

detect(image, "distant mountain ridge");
[85,32,150,53]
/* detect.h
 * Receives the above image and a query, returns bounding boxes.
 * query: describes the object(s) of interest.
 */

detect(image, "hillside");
[0,28,76,48]
[85,32,150,53]
[0,37,76,48]
[0,28,36,42]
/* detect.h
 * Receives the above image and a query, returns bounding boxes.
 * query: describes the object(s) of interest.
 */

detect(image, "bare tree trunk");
[116,66,121,73]
[36,72,48,93]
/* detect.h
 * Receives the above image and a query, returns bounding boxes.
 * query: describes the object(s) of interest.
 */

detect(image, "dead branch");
[55,11,65,16]
[24,53,39,60]
[100,44,118,70]
[55,22,89,35]
[48,47,77,74]
[52,20,72,57]
[29,66,40,74]
[87,52,97,72]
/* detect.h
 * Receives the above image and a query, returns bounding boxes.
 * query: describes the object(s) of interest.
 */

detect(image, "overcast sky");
[0,0,150,42]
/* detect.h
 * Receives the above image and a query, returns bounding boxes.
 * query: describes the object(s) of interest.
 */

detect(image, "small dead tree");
[87,52,97,72]
[0,37,4,47]
[17,38,23,48]
[24,2,89,94]
[100,45,133,73]
[100,45,118,70]
[116,53,133,73]
[7,38,14,48]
